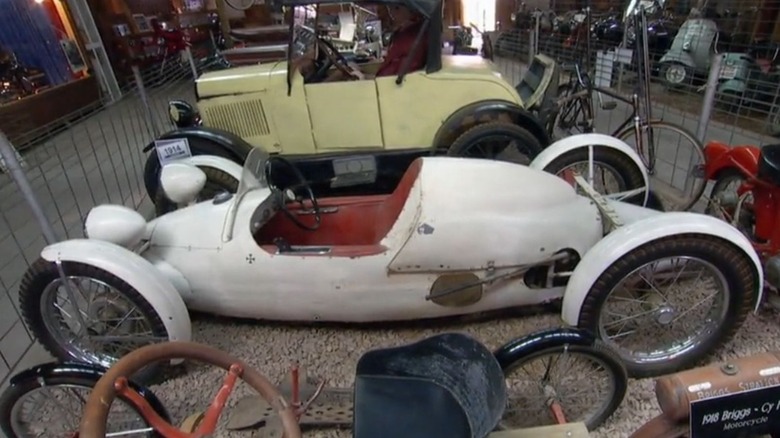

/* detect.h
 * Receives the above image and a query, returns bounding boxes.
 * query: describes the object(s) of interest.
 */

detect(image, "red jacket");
[376,22,428,77]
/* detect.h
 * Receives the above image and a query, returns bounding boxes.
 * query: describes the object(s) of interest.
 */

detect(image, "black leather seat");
[352,333,506,438]
[759,144,780,186]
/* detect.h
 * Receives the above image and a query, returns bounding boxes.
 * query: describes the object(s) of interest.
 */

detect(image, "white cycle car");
[19,134,762,379]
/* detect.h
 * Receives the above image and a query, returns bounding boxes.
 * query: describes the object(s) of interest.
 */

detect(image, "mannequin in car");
[296,4,428,82]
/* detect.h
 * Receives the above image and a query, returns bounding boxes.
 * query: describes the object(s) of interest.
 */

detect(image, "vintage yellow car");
[143,0,559,214]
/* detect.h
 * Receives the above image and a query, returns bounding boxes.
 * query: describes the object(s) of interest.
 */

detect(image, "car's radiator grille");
[202,100,270,137]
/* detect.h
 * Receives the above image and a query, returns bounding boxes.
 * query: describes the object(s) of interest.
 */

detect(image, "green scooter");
[657,16,724,88]
[717,41,780,114]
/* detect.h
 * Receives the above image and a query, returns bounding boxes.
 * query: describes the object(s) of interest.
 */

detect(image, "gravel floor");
[139,302,780,438]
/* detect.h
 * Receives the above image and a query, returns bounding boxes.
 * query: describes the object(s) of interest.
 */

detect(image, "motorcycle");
[703,141,780,308]
[630,351,780,437]
[592,2,678,71]
[717,40,780,114]
[73,330,627,437]
[0,47,48,101]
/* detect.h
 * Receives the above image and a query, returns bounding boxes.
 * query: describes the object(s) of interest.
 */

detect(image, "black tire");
[143,137,242,215]
[615,121,706,212]
[446,121,544,165]
[153,165,239,216]
[577,234,757,378]
[659,62,692,90]
[0,374,161,437]
[541,145,646,200]
[500,342,628,431]
[19,259,169,383]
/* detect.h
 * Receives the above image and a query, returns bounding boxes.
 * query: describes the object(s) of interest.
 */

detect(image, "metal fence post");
[0,132,58,245]
[0,141,26,174]
[132,65,160,138]
[533,11,541,56]
[696,53,724,142]
[184,46,199,79]
[528,27,536,62]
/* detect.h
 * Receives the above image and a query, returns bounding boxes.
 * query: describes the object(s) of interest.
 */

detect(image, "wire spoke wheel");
[617,122,706,211]
[40,275,166,368]
[550,94,593,140]
[554,161,628,195]
[500,344,625,431]
[598,256,729,367]
[541,145,647,206]
[7,384,151,437]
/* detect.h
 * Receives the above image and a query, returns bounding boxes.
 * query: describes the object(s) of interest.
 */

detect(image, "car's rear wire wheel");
[577,234,756,378]
[446,121,544,165]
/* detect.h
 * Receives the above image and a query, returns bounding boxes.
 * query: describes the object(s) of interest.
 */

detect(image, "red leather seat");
[256,159,422,254]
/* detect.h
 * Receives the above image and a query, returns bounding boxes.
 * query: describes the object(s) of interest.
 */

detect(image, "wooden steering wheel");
[78,342,302,438]
[316,37,362,80]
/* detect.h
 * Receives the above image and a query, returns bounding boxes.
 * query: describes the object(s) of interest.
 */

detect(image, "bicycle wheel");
[548,86,594,140]
[499,342,628,431]
[616,121,706,212]
[0,371,160,437]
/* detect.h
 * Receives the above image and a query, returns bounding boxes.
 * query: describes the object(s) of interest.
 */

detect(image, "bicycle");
[545,5,707,211]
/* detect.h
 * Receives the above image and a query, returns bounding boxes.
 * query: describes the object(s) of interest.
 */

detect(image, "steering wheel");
[265,155,322,231]
[78,342,302,438]
[306,36,360,82]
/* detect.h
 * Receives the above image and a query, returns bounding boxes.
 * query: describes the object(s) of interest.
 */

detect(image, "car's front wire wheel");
[19,259,169,383]
[446,121,544,165]
[577,234,756,378]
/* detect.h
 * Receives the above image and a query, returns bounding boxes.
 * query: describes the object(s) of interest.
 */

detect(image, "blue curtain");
[0,0,72,86]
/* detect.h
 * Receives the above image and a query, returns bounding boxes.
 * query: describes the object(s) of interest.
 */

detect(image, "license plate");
[155,138,192,166]
[719,65,738,80]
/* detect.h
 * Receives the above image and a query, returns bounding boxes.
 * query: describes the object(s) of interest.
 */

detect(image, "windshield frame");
[286,5,319,94]
[222,148,271,242]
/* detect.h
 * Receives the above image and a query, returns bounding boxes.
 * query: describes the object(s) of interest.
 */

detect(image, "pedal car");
[77,333,611,437]
[143,0,560,214]
[20,145,762,379]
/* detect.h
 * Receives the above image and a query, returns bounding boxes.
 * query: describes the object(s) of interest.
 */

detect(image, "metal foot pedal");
[227,366,354,434]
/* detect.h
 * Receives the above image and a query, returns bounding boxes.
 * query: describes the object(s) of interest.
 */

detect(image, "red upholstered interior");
[255,159,422,255]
